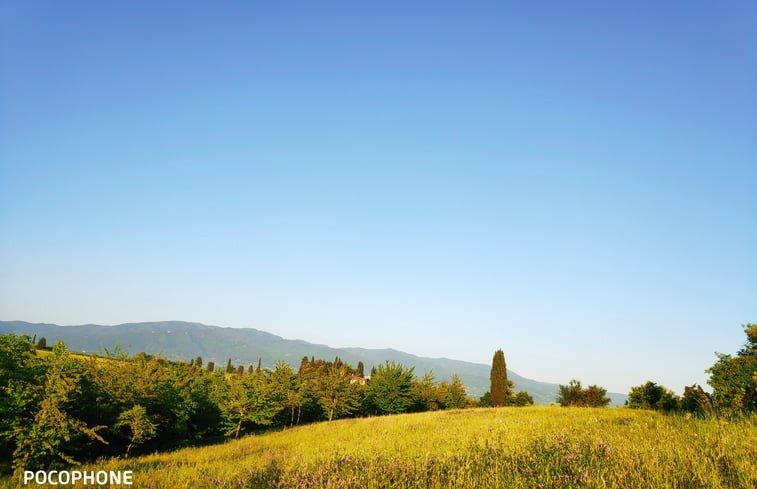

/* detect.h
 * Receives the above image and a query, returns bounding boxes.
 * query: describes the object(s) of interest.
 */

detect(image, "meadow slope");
[3,407,755,489]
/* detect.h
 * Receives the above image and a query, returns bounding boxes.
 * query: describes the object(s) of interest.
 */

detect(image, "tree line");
[554,324,756,414]
[4,323,751,474]
[623,323,756,415]
[0,335,483,474]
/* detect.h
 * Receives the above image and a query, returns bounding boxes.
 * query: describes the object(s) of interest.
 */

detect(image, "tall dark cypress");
[298,356,310,375]
[356,361,365,377]
[490,349,508,407]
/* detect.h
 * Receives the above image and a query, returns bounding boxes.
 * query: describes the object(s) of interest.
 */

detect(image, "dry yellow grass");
[3,406,755,488]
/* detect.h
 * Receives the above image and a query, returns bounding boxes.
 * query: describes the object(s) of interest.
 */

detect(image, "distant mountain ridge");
[0,320,627,405]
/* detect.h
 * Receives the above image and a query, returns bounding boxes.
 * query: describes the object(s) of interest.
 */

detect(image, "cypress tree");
[490,349,508,407]
[356,361,365,377]
[195,356,202,369]
[299,356,309,374]
[256,358,262,373]
[226,358,233,373]
[207,361,215,372]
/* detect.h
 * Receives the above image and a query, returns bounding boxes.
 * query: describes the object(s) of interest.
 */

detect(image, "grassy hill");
[0,320,626,404]
[3,407,752,489]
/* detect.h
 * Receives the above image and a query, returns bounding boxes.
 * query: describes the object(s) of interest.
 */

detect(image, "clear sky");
[1,1,755,394]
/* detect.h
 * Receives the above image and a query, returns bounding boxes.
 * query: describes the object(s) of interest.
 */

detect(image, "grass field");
[34,349,113,364]
[3,406,755,488]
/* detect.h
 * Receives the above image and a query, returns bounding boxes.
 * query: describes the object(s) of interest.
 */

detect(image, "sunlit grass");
[35,349,113,364]
[3,406,755,488]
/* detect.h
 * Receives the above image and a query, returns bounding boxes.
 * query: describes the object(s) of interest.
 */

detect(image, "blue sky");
[1,1,755,394]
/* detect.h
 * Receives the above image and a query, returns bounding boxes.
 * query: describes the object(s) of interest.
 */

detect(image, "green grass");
[3,407,755,488]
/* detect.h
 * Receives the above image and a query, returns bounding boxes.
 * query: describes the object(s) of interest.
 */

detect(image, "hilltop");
[0,320,627,404]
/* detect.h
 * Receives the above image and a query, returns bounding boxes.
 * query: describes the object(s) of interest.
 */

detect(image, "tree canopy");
[366,361,415,415]
[706,323,757,413]
[627,381,679,412]
[0,334,477,473]
[556,380,610,407]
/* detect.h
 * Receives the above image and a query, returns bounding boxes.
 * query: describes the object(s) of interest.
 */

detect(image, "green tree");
[185,374,224,440]
[195,356,202,369]
[706,324,757,413]
[35,337,47,350]
[439,375,469,409]
[220,373,279,438]
[226,358,233,374]
[478,391,492,407]
[11,343,106,470]
[115,405,157,456]
[490,349,512,407]
[126,354,190,444]
[581,384,611,408]
[366,361,415,414]
[0,335,47,468]
[411,371,441,411]
[627,381,664,410]
[207,361,215,372]
[557,379,584,406]
[681,384,713,415]
[267,362,297,425]
[626,381,679,412]
[313,363,360,422]
[512,391,534,406]
[557,380,610,407]
[296,358,326,424]
[356,361,365,377]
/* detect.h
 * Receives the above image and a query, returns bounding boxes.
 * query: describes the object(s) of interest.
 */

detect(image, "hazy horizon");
[2,2,756,395]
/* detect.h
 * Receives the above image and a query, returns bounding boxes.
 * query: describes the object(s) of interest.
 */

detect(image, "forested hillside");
[0,321,627,404]
[0,334,483,473]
